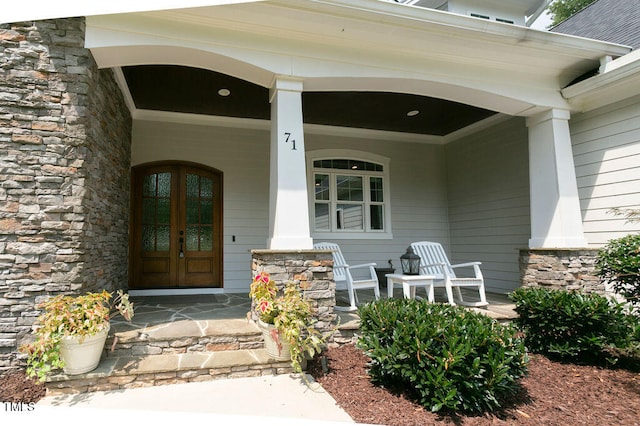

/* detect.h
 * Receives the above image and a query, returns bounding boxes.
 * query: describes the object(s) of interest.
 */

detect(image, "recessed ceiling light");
[218,88,231,97]
[407,110,419,117]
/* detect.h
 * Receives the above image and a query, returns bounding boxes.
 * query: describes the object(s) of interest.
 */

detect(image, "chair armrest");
[347,263,377,270]
[333,263,349,269]
[451,262,482,268]
[348,263,378,283]
[451,262,483,279]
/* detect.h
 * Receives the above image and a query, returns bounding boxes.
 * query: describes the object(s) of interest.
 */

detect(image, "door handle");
[179,233,185,258]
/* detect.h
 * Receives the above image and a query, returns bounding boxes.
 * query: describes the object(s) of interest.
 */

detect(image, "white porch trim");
[1,0,264,24]
[267,76,313,249]
[85,2,629,120]
[128,288,226,296]
[526,109,588,248]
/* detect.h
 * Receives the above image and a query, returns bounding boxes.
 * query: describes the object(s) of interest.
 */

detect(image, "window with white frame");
[310,154,391,239]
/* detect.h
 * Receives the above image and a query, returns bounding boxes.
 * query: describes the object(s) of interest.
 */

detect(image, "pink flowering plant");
[249,272,326,373]
[250,272,279,323]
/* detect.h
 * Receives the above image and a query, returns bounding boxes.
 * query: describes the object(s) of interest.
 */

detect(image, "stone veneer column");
[0,18,132,370]
[519,249,602,293]
[250,249,336,340]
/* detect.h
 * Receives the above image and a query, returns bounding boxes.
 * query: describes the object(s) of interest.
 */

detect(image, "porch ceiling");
[122,65,497,136]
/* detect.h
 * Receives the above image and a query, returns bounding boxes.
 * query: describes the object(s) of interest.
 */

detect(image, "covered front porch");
[44,289,517,395]
[81,0,627,297]
[1,0,635,377]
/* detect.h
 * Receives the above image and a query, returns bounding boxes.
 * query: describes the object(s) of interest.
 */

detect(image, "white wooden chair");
[410,241,488,307]
[314,242,380,311]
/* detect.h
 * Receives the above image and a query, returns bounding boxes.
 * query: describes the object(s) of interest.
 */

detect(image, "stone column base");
[250,249,336,339]
[519,248,602,294]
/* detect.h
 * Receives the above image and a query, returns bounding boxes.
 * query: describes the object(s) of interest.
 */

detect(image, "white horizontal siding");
[445,117,530,294]
[578,166,640,189]
[576,153,640,179]
[305,134,450,274]
[580,192,640,211]
[570,94,640,246]
[572,129,640,159]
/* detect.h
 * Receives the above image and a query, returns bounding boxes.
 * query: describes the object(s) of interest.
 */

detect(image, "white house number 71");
[284,132,297,150]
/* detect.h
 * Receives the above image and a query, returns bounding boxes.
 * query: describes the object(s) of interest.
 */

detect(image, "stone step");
[332,311,360,345]
[44,317,298,395]
[106,317,264,357]
[45,348,295,395]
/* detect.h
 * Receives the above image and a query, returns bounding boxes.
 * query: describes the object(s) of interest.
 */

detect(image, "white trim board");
[128,288,232,296]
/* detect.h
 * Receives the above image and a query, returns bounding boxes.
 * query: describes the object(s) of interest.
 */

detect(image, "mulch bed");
[0,371,46,403]
[3,344,640,425]
[307,344,640,425]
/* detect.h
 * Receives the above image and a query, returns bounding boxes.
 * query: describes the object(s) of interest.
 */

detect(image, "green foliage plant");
[20,290,134,382]
[249,272,326,373]
[547,0,597,27]
[357,299,528,414]
[596,233,640,309]
[510,287,638,365]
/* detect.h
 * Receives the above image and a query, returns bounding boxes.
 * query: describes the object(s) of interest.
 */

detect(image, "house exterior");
[1,0,639,370]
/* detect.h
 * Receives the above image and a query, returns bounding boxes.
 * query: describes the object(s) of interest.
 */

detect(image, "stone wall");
[78,26,132,295]
[519,249,602,293]
[250,249,336,340]
[0,18,132,371]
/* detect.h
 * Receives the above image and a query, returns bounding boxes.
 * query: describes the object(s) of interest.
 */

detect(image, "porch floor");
[113,289,516,331]
[113,292,253,331]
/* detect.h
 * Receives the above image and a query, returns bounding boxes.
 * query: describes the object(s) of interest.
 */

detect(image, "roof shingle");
[551,0,640,49]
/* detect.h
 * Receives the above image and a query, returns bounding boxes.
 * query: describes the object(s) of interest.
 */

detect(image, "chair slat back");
[410,241,457,278]
[313,242,347,282]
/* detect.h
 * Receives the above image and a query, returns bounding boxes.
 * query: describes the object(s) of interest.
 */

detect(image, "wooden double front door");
[130,162,222,289]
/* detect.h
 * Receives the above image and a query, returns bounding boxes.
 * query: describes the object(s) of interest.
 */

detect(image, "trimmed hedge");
[357,299,528,414]
[510,287,639,365]
[596,233,640,308]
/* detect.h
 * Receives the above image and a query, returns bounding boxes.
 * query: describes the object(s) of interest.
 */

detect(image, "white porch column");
[266,76,313,250]
[526,109,588,248]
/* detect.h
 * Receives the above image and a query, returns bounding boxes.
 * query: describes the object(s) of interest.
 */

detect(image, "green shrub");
[357,299,528,414]
[510,287,638,365]
[596,233,640,308]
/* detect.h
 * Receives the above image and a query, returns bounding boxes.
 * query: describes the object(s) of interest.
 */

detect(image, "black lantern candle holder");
[400,246,421,275]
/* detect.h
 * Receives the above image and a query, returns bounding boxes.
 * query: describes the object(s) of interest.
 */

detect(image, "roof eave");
[290,0,632,59]
[4,0,631,61]
[562,50,640,112]
[0,0,266,24]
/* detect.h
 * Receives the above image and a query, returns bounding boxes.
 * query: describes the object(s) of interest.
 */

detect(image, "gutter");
[562,49,640,112]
